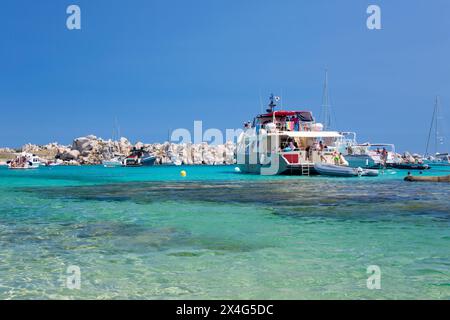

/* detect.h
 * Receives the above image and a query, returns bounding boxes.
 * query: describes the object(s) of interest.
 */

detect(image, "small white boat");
[48,162,62,167]
[425,153,450,166]
[171,158,182,166]
[314,163,379,177]
[8,153,41,169]
[47,159,63,167]
[339,139,400,169]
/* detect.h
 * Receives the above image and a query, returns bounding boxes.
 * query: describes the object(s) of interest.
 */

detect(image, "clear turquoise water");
[0,165,449,299]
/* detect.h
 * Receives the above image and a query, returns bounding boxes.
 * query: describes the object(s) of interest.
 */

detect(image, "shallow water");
[0,165,449,299]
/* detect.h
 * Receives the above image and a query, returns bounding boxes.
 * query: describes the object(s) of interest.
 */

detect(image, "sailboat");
[102,154,123,167]
[102,118,125,167]
[425,96,449,166]
[103,140,124,167]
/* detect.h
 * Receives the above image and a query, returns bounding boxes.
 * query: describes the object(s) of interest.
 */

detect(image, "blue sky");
[0,0,449,152]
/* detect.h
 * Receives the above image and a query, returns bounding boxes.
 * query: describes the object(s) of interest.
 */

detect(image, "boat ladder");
[301,164,310,176]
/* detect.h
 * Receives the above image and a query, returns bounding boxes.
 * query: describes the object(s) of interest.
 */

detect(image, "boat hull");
[314,164,357,177]
[8,162,40,170]
[237,154,317,176]
[123,155,156,167]
[423,160,450,167]
[345,155,378,168]
[103,159,123,167]
[391,164,430,170]
[314,163,379,177]
[345,154,398,169]
[141,156,156,166]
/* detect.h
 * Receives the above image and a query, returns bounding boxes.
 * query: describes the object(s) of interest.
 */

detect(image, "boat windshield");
[359,144,395,152]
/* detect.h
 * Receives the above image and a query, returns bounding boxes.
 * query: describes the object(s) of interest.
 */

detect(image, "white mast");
[320,69,332,130]
[425,96,445,156]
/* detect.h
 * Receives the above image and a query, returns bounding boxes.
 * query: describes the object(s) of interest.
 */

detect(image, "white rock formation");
[12,135,237,165]
[0,147,16,153]
[59,149,80,161]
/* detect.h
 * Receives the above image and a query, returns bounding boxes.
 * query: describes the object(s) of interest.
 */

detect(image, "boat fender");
[260,154,271,165]
[259,128,267,137]
[356,167,363,177]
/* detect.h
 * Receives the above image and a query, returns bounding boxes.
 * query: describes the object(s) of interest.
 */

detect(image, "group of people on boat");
[7,153,41,169]
[332,151,346,166]
[400,153,425,165]
[279,137,346,165]
[282,138,328,153]
[8,155,30,169]
[281,138,299,152]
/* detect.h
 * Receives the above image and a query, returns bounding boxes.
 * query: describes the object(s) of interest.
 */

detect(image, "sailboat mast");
[425,96,439,156]
[114,117,122,154]
[435,96,440,154]
[321,69,331,130]
[425,104,435,156]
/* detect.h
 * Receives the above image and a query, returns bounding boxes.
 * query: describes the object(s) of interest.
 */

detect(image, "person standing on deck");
[305,145,311,161]
[293,116,300,131]
[381,148,388,166]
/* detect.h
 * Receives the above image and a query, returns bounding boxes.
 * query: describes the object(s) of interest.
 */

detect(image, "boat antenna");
[320,69,332,130]
[267,93,277,113]
[259,89,263,114]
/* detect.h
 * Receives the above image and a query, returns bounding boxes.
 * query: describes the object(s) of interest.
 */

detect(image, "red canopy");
[259,111,296,117]
[258,110,313,120]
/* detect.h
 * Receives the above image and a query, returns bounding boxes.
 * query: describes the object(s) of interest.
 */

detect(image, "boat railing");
[261,120,315,133]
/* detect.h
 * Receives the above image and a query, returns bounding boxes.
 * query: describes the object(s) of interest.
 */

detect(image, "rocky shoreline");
[0,135,236,166]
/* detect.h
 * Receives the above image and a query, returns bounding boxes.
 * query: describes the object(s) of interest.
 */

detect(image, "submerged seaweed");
[16,179,450,221]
